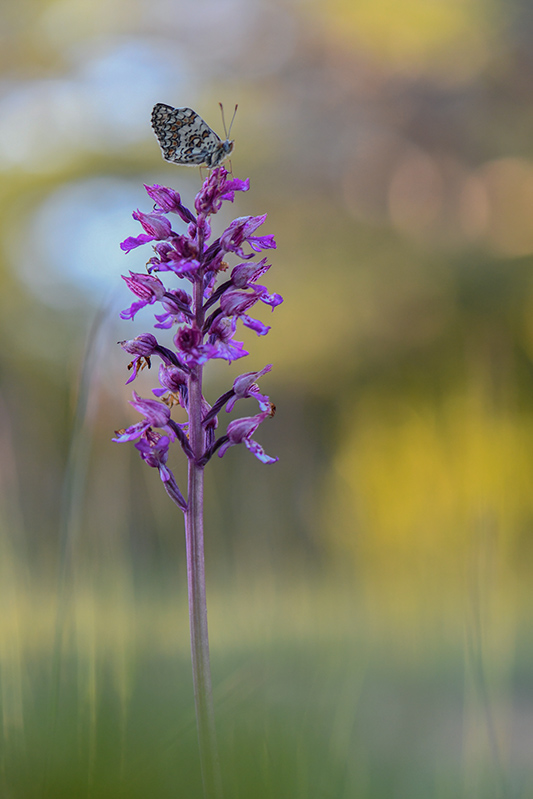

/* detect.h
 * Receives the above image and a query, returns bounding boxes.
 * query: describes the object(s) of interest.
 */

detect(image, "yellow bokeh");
[326,383,532,632]
[310,0,495,81]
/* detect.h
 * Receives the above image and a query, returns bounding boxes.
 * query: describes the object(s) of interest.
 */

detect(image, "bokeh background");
[1,0,533,796]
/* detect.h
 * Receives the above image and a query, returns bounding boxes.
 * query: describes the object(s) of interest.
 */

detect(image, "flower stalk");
[114,168,281,798]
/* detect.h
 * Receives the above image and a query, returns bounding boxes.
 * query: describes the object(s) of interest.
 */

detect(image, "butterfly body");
[151,104,234,168]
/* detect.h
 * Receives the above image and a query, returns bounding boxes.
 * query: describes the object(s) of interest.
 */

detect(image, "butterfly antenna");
[228,104,238,138]
[219,102,238,139]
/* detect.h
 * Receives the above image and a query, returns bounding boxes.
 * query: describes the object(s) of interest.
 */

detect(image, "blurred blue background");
[1,0,533,796]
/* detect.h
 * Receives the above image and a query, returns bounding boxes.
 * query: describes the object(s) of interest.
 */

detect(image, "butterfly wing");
[151,104,233,167]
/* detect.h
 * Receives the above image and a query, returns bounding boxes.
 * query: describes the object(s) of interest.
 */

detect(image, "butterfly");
[151,104,236,168]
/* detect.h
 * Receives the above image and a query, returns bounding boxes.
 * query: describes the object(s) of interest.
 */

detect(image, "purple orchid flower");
[216,411,278,465]
[144,184,196,223]
[112,391,177,443]
[219,214,277,258]
[227,365,273,412]
[120,210,173,252]
[115,167,280,524]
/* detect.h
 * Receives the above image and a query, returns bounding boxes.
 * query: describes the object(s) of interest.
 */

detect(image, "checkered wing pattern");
[151,104,234,168]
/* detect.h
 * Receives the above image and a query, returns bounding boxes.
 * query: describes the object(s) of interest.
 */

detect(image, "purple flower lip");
[215,411,278,465]
[120,234,155,253]
[205,317,248,363]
